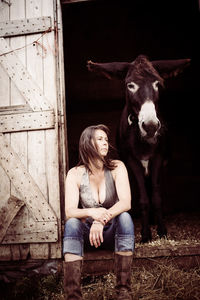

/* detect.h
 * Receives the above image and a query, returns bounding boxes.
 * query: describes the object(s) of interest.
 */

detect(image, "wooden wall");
[0,0,67,261]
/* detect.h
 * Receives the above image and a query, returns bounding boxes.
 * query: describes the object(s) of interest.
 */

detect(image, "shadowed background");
[61,0,200,214]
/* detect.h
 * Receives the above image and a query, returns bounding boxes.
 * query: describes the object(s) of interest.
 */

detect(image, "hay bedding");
[82,262,200,300]
[134,211,200,245]
[2,263,199,300]
[1,212,199,300]
[81,212,200,300]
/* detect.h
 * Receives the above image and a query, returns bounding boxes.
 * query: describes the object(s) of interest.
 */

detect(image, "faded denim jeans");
[63,212,134,257]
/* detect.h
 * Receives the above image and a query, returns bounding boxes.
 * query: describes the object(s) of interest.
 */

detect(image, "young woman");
[63,124,134,300]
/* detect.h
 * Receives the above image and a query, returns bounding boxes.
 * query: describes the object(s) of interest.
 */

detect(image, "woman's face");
[93,129,109,157]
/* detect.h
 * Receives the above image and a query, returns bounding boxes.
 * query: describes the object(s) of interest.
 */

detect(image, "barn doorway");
[61,0,200,214]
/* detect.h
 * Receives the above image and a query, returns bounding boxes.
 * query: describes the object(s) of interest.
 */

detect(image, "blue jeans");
[63,212,134,257]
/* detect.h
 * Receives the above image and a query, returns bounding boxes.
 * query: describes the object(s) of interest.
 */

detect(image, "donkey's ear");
[87,60,131,80]
[152,59,191,79]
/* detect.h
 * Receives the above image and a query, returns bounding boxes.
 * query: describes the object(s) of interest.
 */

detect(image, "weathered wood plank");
[134,243,200,258]
[0,196,24,242]
[0,7,10,107]
[26,0,50,260]
[0,0,62,261]
[45,129,61,257]
[82,244,200,275]
[0,104,32,115]
[42,0,63,259]
[6,216,57,235]
[0,133,57,222]
[0,245,11,261]
[0,1,12,262]
[62,0,96,3]
[0,37,53,111]
[84,244,200,262]
[132,255,200,271]
[0,64,10,107]
[19,244,30,260]
[2,222,58,244]
[1,197,57,246]
[30,243,49,259]
[11,244,21,260]
[9,0,28,260]
[0,16,52,38]
[0,138,11,240]
[0,110,55,133]
[83,251,114,275]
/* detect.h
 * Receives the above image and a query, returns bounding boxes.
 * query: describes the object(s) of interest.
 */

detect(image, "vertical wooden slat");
[11,245,21,260]
[30,243,49,259]
[0,3,12,261]
[42,0,57,110]
[10,0,26,107]
[54,0,68,258]
[0,246,11,261]
[42,0,62,259]
[55,0,68,206]
[54,0,68,259]
[0,2,10,108]
[9,0,28,261]
[26,0,49,259]
[45,131,61,258]
[20,244,30,260]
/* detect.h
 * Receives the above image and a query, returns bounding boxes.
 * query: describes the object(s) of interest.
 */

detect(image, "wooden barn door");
[0,0,67,260]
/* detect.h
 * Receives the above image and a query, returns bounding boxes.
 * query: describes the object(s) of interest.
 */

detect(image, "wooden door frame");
[54,0,68,225]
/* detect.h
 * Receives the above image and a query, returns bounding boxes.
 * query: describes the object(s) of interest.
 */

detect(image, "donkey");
[87,55,190,243]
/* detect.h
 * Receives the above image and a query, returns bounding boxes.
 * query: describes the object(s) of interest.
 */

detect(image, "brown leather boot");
[115,254,133,300]
[63,260,83,300]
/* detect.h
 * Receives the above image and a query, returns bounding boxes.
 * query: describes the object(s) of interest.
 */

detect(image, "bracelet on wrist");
[93,221,102,225]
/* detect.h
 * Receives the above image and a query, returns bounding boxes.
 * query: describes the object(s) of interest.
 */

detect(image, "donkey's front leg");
[128,157,152,243]
[151,154,167,239]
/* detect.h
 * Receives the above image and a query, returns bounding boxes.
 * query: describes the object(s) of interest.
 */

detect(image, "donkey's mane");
[133,55,164,87]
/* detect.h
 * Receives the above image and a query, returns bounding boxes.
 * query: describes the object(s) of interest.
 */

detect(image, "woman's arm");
[65,168,89,219]
[107,160,131,219]
[65,168,110,221]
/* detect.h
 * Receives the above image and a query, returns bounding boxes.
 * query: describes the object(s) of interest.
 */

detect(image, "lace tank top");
[79,168,119,209]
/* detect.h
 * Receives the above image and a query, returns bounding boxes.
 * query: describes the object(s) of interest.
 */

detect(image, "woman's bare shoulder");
[66,165,85,181]
[111,160,127,179]
[112,159,126,169]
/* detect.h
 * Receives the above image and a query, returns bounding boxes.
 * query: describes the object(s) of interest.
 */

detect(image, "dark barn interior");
[61,0,200,215]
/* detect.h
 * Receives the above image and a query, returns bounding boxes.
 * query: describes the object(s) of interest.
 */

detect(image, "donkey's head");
[87,55,190,144]
[125,55,164,143]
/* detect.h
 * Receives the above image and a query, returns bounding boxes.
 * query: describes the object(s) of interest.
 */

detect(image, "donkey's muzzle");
[142,120,161,138]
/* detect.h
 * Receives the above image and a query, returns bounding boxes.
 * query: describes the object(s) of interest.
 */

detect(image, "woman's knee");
[118,212,133,224]
[116,212,134,235]
[64,218,83,238]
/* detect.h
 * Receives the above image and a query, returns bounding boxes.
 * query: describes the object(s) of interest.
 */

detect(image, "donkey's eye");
[152,80,159,91]
[127,82,139,94]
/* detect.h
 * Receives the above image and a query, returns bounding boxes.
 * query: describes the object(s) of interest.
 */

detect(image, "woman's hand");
[99,211,112,225]
[89,208,112,225]
[89,222,104,248]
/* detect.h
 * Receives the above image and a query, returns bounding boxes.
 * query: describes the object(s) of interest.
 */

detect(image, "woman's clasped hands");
[89,207,112,225]
[89,208,112,248]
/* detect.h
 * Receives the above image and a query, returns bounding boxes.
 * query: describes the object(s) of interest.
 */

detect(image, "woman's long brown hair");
[77,124,116,173]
